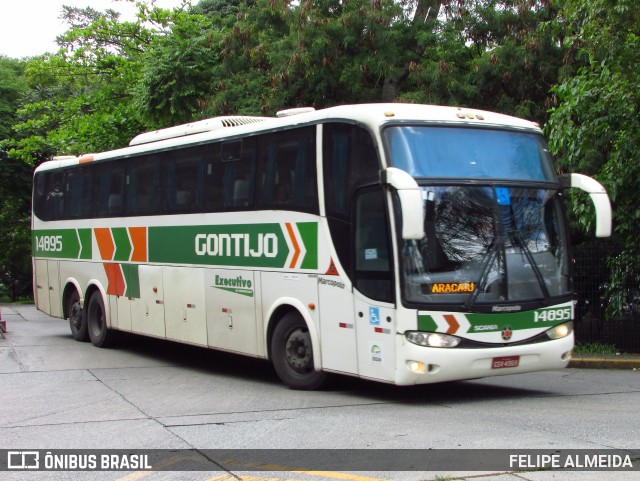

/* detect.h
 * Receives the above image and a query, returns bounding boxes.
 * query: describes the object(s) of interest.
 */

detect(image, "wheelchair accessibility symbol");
[369,307,380,326]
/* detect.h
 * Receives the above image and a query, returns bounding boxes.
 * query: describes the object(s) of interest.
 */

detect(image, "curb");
[569,356,640,370]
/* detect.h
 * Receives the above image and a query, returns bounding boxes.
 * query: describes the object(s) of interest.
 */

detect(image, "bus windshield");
[385,126,556,181]
[401,185,571,307]
[384,125,570,308]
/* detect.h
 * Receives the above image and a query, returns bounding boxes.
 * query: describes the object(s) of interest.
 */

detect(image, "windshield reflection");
[402,186,571,307]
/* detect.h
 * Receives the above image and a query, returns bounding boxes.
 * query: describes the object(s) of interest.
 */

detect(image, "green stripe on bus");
[465,305,572,332]
[298,222,318,269]
[78,229,92,259]
[112,227,132,262]
[33,229,81,259]
[33,222,319,271]
[148,223,290,268]
[418,315,438,332]
[418,304,572,333]
[123,264,140,298]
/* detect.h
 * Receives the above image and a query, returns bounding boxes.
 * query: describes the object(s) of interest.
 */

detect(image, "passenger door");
[352,187,397,382]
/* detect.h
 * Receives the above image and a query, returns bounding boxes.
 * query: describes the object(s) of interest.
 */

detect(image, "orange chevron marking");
[285,223,300,268]
[95,228,115,261]
[104,263,125,296]
[444,314,460,334]
[129,227,147,262]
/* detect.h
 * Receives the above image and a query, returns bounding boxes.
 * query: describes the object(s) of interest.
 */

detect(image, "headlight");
[545,321,574,340]
[405,331,461,348]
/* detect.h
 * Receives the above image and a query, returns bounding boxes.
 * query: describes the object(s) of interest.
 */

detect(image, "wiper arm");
[510,230,551,302]
[465,239,500,311]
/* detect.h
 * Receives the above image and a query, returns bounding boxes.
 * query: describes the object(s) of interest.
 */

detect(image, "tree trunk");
[382,70,409,102]
[381,0,443,102]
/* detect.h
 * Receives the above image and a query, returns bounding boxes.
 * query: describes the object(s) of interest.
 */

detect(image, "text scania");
[195,233,278,258]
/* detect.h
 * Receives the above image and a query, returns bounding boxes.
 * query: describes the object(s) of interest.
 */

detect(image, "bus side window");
[96,163,125,217]
[323,123,379,220]
[212,138,256,210]
[47,172,65,220]
[353,187,394,303]
[258,127,317,212]
[164,147,205,214]
[33,172,50,220]
[126,154,161,216]
[65,168,84,219]
[79,167,95,218]
[323,123,380,275]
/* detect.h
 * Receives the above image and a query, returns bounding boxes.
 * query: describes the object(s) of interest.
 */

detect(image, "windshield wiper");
[510,230,551,303]
[464,238,501,311]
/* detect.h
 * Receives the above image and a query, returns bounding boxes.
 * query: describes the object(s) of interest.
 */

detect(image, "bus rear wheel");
[68,290,88,341]
[86,292,114,348]
[271,312,327,390]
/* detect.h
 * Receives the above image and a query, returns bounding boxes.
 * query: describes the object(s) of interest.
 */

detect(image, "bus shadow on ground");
[101,331,552,405]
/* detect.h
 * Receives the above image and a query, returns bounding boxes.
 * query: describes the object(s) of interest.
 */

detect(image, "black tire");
[86,291,114,348]
[68,290,88,342]
[271,312,327,390]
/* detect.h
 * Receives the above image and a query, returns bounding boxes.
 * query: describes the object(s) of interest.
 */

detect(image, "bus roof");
[34,104,542,173]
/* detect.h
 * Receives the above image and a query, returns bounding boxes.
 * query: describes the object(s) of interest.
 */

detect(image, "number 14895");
[534,307,572,323]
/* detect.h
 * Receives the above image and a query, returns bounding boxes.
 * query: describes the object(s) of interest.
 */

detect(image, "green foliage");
[0,57,28,141]
[574,342,618,356]
[136,9,226,125]
[0,1,188,297]
[132,0,565,122]
[0,149,33,300]
[0,0,637,313]
[546,0,640,317]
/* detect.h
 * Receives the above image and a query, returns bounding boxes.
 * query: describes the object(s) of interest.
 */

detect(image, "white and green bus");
[32,103,612,389]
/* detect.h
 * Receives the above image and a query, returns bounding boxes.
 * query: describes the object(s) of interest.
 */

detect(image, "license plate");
[492,355,520,369]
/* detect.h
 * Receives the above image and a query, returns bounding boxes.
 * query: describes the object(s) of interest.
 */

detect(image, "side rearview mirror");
[560,173,613,238]
[381,167,425,240]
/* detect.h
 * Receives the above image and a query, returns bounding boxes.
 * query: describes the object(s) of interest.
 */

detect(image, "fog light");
[406,360,426,373]
[405,331,461,348]
[562,350,572,361]
[545,321,574,340]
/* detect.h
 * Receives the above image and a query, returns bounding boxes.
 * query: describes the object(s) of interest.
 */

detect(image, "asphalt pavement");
[2,303,639,370]
[1,303,638,481]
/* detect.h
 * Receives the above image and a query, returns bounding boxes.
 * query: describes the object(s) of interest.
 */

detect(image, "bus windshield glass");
[385,126,556,181]
[385,126,569,307]
[401,185,571,307]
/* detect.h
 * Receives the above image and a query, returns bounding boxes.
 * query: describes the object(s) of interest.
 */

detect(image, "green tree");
[7,1,188,162]
[0,1,187,299]
[0,149,32,300]
[136,6,228,125]
[0,57,31,299]
[136,0,564,123]
[465,0,564,122]
[0,57,28,141]
[546,0,640,316]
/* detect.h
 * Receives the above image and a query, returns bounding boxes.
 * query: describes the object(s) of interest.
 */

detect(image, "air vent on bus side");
[129,116,265,146]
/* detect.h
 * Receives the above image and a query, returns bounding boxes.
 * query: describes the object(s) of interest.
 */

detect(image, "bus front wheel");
[271,312,327,390]
[68,290,88,342]
[86,292,114,348]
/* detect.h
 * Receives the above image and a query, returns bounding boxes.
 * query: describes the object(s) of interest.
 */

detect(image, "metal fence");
[573,241,640,353]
